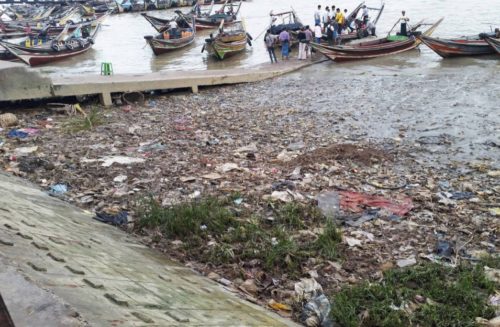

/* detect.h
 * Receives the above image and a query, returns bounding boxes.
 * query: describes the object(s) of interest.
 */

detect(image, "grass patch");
[136,197,237,239]
[136,197,342,276]
[64,106,104,132]
[311,220,342,260]
[330,262,498,327]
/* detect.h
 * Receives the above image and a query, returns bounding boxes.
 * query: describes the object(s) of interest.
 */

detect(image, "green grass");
[136,197,238,239]
[64,106,104,132]
[310,220,342,260]
[330,262,499,327]
[136,197,343,276]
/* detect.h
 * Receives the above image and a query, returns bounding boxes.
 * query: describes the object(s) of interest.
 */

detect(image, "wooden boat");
[269,9,303,47]
[144,11,196,55]
[417,35,497,58]
[0,24,100,66]
[340,2,385,42]
[311,18,443,62]
[202,20,250,59]
[194,0,242,29]
[483,35,500,55]
[142,12,213,31]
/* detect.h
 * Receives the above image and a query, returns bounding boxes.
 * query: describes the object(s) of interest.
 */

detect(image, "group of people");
[264,25,317,64]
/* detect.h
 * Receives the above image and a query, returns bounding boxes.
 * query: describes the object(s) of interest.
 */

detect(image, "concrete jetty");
[0,59,322,106]
[0,172,299,326]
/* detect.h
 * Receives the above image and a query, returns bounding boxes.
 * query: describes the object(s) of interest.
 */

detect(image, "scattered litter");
[216,163,239,173]
[81,156,146,167]
[94,210,128,226]
[49,184,68,196]
[113,175,128,183]
[435,240,454,259]
[138,142,166,153]
[299,294,333,327]
[294,278,323,302]
[0,113,18,128]
[484,267,500,284]
[7,129,28,139]
[268,299,292,311]
[345,237,362,248]
[234,143,258,153]
[14,146,38,156]
[202,173,223,180]
[317,191,340,219]
[122,92,145,105]
[270,191,293,203]
[339,191,413,216]
[397,256,417,268]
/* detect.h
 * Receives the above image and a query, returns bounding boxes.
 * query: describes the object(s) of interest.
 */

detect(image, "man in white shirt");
[314,23,322,43]
[314,5,321,26]
[398,10,409,36]
[362,5,369,19]
[322,6,330,30]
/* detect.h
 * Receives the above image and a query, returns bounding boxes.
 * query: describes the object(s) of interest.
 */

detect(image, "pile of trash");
[0,80,498,325]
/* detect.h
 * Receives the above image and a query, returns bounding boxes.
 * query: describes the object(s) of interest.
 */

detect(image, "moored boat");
[269,9,303,47]
[418,34,497,58]
[144,11,196,55]
[0,24,100,66]
[202,20,250,59]
[194,0,242,29]
[340,2,385,43]
[483,35,500,55]
[311,17,443,61]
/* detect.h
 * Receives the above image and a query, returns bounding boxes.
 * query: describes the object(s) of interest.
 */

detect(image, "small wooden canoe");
[312,18,443,61]
[417,35,496,58]
[144,13,196,55]
[0,25,100,66]
[483,36,500,55]
[203,20,250,60]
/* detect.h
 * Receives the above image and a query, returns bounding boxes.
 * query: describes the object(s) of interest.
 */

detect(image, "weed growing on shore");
[136,196,342,276]
[136,197,237,239]
[330,261,499,327]
[64,106,104,132]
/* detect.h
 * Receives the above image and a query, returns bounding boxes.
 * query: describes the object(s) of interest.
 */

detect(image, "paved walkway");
[0,173,298,326]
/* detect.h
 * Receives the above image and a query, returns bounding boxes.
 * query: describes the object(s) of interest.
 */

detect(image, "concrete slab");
[0,172,299,326]
[0,61,53,101]
[1,58,322,105]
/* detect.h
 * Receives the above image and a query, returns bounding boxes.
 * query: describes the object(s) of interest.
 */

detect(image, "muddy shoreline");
[0,63,499,324]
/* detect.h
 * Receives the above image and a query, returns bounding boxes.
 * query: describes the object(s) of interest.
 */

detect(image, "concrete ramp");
[0,61,53,101]
[0,173,297,326]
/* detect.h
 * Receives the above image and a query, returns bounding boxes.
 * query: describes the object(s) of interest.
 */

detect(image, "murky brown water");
[26,0,500,76]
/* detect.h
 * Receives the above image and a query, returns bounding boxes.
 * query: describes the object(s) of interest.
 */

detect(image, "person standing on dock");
[314,23,322,44]
[326,22,334,45]
[279,29,290,60]
[264,29,278,63]
[297,27,307,60]
[398,11,410,36]
[322,6,330,31]
[314,5,321,26]
[305,25,313,58]
[335,8,345,34]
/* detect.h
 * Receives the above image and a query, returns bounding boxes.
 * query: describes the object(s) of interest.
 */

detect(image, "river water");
[24,0,500,76]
